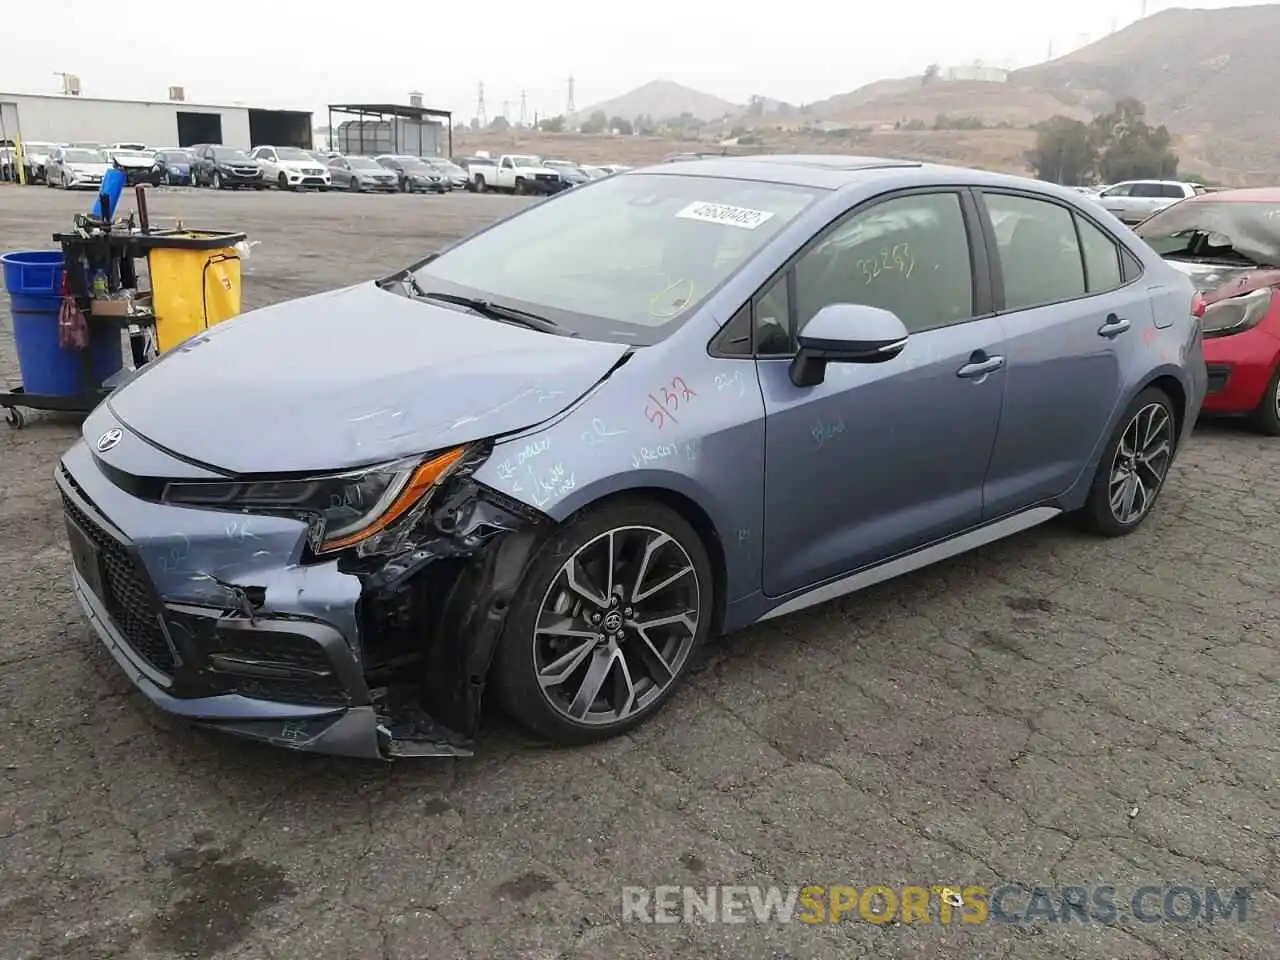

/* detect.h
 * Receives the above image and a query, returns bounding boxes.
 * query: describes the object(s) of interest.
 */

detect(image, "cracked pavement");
[1,187,1277,960]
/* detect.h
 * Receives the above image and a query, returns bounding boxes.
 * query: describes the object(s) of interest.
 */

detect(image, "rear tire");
[1077,387,1177,537]
[474,175,486,193]
[492,498,713,745]
[1250,366,1280,436]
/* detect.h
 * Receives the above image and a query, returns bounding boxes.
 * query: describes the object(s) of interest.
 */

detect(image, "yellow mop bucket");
[138,230,247,352]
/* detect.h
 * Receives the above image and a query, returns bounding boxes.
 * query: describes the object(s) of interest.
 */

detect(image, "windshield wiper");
[421,290,578,337]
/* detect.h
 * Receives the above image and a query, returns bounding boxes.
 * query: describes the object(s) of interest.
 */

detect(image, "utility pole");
[519,89,527,127]
[565,74,576,122]
[475,81,487,128]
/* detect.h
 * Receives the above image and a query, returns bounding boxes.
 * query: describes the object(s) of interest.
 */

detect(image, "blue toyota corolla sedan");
[58,155,1207,759]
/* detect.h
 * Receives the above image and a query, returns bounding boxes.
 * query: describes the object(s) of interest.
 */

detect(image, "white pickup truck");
[468,153,562,195]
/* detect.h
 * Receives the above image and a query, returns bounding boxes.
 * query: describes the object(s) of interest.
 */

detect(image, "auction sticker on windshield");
[677,201,775,230]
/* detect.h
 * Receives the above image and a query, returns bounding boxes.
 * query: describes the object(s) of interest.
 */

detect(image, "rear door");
[978,190,1149,516]
[1098,182,1135,220]
[757,188,1007,597]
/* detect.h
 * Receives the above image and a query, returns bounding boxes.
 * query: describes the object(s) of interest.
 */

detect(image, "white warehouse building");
[0,91,313,150]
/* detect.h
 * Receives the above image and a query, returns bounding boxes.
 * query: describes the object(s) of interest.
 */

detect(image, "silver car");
[327,155,400,192]
[1095,180,1205,225]
[46,146,111,189]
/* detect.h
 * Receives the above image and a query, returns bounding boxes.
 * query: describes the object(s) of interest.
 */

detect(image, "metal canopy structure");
[326,102,453,158]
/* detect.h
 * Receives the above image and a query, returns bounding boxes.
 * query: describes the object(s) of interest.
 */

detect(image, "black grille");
[61,489,176,676]
[209,633,350,708]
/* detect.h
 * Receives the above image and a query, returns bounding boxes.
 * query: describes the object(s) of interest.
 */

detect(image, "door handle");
[956,355,1005,379]
[1098,314,1130,338]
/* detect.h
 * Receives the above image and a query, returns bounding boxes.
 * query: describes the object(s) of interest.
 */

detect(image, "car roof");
[1184,186,1280,203]
[628,153,1085,195]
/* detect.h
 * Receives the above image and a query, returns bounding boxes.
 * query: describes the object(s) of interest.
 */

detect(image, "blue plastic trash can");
[2,250,124,397]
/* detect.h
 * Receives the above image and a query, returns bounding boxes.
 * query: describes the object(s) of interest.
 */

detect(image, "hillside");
[1013,4,1280,179]
[811,80,1090,127]
[577,80,740,123]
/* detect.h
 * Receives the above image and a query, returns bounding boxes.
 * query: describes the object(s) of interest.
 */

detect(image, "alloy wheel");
[1272,374,1280,424]
[533,526,700,727]
[1108,401,1173,525]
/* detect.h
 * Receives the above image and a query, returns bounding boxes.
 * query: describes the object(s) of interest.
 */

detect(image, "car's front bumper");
[1201,322,1280,414]
[117,168,163,185]
[56,427,548,759]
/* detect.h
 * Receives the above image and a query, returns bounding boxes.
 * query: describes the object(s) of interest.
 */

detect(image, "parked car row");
[452,153,631,194]
[4,140,636,196]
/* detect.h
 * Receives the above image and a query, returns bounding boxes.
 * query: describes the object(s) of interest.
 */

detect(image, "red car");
[1135,187,1280,434]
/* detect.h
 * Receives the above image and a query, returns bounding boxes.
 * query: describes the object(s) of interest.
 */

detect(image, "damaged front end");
[58,425,550,761]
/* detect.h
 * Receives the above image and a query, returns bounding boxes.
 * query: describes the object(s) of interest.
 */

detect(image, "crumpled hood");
[279,159,326,173]
[113,155,156,169]
[104,282,628,475]
[1164,259,1280,303]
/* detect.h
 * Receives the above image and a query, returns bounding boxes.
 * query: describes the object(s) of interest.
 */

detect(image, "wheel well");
[1145,374,1187,442]
[585,487,729,637]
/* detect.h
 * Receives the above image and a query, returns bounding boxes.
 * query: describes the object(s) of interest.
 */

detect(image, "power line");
[475,81,487,127]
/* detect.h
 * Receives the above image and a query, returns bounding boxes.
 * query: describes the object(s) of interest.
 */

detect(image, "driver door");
[757,189,1007,598]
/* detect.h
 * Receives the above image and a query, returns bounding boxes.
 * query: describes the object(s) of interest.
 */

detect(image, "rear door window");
[983,193,1086,310]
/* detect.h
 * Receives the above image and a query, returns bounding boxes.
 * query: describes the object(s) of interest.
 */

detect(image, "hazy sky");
[0,1,1267,122]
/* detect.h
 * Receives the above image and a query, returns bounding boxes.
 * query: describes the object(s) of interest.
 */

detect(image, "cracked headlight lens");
[163,447,467,552]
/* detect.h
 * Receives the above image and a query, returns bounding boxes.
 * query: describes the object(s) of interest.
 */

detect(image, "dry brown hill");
[811,80,1089,127]
[1012,4,1280,179]
[577,80,740,124]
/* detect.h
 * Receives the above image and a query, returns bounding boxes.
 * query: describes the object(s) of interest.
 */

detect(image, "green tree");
[538,115,565,133]
[1026,115,1096,186]
[1090,97,1178,181]
[611,116,633,135]
[923,63,941,85]
[488,115,511,132]
[580,110,608,134]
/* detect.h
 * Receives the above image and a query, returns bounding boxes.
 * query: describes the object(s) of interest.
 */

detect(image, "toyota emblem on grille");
[96,428,123,452]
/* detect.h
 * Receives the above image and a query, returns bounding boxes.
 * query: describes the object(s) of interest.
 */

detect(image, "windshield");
[399,159,430,172]
[412,172,819,344]
[64,149,104,163]
[1136,200,1280,267]
[115,151,153,160]
[26,142,54,153]
[213,148,250,161]
[276,147,313,161]
[347,156,382,170]
[159,150,192,162]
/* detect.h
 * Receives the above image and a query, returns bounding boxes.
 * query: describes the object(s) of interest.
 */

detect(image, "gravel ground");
[0,185,1277,960]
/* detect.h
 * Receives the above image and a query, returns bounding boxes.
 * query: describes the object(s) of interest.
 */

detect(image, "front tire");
[1078,387,1177,537]
[492,499,712,744]
[1250,365,1280,436]
[212,171,223,190]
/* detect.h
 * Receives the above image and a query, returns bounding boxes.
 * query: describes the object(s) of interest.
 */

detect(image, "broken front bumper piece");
[57,436,546,760]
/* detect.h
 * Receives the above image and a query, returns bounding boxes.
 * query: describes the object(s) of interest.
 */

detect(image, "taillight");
[1191,292,1206,318]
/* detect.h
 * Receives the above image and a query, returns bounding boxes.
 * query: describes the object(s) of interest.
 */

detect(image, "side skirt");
[758,506,1062,622]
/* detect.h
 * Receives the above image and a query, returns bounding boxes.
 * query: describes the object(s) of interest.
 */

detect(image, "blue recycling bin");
[2,250,124,397]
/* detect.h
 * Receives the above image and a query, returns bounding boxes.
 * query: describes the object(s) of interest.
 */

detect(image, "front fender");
[470,348,767,605]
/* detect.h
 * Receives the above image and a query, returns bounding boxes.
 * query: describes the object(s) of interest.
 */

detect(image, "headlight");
[1201,287,1273,337]
[162,447,467,553]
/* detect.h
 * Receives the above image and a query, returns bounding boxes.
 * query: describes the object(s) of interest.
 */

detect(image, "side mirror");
[788,303,909,388]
